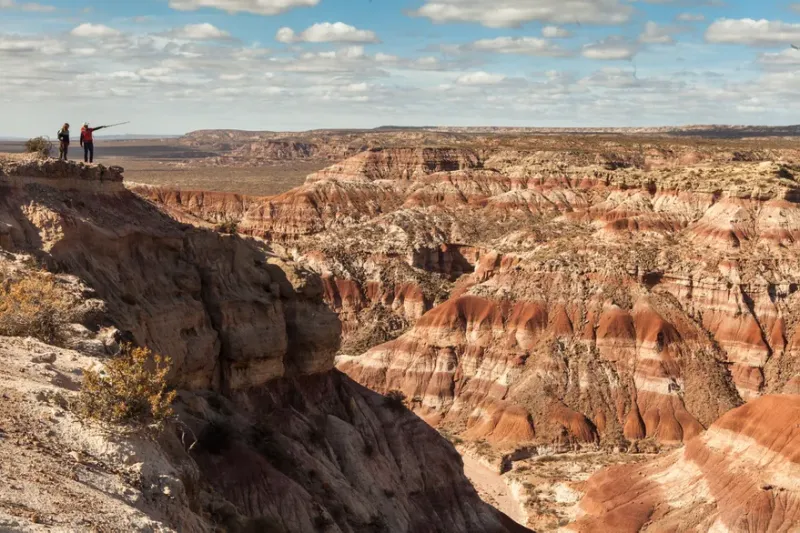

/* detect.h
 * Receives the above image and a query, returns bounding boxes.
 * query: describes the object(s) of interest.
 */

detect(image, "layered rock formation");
[136,145,800,453]
[571,394,800,532]
[0,155,525,532]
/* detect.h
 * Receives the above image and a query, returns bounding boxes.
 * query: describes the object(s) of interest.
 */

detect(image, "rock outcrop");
[570,394,800,532]
[0,155,525,533]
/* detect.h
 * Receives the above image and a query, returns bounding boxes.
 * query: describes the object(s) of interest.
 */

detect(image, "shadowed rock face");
[0,155,525,533]
[570,394,800,532]
[1,157,341,393]
[136,145,800,449]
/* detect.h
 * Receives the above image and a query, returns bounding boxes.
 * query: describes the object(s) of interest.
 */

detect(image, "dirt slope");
[571,394,800,532]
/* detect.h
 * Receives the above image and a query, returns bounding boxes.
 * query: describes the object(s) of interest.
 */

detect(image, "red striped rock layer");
[571,394,800,533]
[338,283,742,446]
[130,186,260,227]
[134,152,799,249]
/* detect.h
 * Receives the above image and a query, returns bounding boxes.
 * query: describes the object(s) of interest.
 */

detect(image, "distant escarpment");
[138,145,800,452]
[0,155,525,533]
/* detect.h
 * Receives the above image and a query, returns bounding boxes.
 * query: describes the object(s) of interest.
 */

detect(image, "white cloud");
[276,22,379,44]
[471,36,570,56]
[759,48,800,68]
[639,22,675,44]
[168,0,319,15]
[70,23,120,38]
[412,0,633,28]
[639,0,723,4]
[791,3,800,13]
[542,26,571,38]
[677,12,704,22]
[20,2,55,11]
[105,71,139,82]
[456,71,507,85]
[0,0,55,10]
[165,23,231,41]
[375,52,398,62]
[275,27,295,43]
[582,37,639,60]
[580,67,640,89]
[0,36,65,54]
[343,82,370,92]
[706,19,800,46]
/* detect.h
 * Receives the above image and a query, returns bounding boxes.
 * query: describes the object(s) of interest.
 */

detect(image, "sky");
[0,0,799,135]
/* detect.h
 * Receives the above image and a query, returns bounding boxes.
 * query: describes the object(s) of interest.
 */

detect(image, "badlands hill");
[136,134,800,529]
[138,140,800,444]
[0,155,527,532]
[572,394,800,532]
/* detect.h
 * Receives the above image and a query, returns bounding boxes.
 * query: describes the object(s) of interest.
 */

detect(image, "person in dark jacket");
[79,122,107,163]
[57,123,70,161]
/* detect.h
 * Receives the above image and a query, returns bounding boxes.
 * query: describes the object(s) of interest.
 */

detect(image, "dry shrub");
[25,136,53,158]
[214,220,239,235]
[78,344,176,429]
[383,390,407,412]
[0,272,74,345]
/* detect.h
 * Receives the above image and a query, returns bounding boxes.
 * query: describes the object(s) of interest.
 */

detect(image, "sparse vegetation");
[77,344,176,429]
[25,136,52,158]
[214,219,239,235]
[0,272,74,345]
[383,390,407,412]
[439,429,464,446]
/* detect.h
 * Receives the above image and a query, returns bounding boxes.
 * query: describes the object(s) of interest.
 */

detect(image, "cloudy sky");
[1,0,799,135]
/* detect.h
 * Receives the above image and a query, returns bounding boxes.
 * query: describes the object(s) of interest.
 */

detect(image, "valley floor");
[462,454,527,526]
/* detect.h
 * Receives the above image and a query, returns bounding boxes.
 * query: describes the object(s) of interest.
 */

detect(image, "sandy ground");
[0,335,178,532]
[462,454,527,526]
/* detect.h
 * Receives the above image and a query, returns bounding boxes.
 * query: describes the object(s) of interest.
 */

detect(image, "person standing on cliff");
[79,122,107,163]
[57,123,70,161]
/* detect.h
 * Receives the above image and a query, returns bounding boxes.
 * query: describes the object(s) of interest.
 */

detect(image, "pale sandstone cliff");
[0,155,525,533]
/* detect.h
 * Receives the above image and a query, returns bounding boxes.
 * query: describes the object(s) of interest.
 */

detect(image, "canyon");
[2,127,799,532]
[135,130,800,530]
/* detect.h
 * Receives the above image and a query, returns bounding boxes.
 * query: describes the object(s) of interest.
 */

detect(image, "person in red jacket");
[79,122,106,163]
